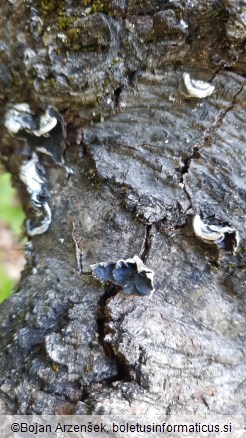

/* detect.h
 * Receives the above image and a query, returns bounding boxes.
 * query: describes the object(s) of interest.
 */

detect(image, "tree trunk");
[0,0,245,416]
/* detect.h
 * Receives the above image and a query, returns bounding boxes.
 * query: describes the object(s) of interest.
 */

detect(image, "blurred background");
[0,168,26,303]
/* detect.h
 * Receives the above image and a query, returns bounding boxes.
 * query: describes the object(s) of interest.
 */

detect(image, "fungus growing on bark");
[179,73,215,98]
[5,104,65,164]
[91,255,155,296]
[193,214,239,251]
[20,152,51,236]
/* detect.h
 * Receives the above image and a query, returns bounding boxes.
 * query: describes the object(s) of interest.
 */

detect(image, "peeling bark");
[0,0,245,417]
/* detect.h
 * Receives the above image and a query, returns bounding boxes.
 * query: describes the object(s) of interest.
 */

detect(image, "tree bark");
[0,0,245,416]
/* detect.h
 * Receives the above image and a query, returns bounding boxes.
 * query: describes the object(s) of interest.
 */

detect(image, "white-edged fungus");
[20,152,51,236]
[193,214,239,251]
[5,104,65,165]
[4,103,34,134]
[33,107,57,137]
[91,255,155,297]
[5,104,58,137]
[180,73,215,98]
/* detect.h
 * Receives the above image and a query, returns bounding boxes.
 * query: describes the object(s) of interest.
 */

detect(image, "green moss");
[72,44,83,52]
[110,57,122,67]
[81,0,106,13]
[62,23,80,49]
[57,16,76,31]
[52,362,60,373]
[64,27,84,51]
[91,1,105,13]
[19,311,26,319]
[103,75,111,89]
[39,77,57,93]
[66,28,80,41]
[49,77,57,89]
[81,0,91,7]
[40,0,65,16]
[81,0,116,16]
[40,0,79,34]
[88,168,96,176]
[64,23,107,52]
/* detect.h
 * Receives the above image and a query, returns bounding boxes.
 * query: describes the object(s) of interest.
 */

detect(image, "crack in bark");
[127,70,137,87]
[139,224,153,262]
[71,221,92,275]
[113,85,124,111]
[200,85,244,150]
[189,84,244,166]
[179,85,244,211]
[201,85,244,150]
[96,283,132,385]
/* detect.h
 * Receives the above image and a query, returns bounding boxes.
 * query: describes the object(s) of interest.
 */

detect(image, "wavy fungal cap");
[180,73,215,98]
[20,152,51,236]
[91,255,155,297]
[193,214,239,251]
[5,104,58,136]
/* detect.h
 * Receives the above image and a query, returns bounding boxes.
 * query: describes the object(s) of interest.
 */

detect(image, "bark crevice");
[178,84,244,214]
[96,283,132,385]
[139,224,154,262]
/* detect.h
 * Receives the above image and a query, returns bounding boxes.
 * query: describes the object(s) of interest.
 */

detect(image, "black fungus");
[91,255,154,297]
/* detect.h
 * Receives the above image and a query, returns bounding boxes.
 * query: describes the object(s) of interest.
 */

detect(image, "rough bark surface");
[0,0,245,416]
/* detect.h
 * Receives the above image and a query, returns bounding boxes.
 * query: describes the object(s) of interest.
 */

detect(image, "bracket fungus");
[179,73,215,98]
[4,103,67,236]
[5,104,65,165]
[91,255,155,297]
[33,108,58,137]
[20,152,51,236]
[4,103,36,133]
[193,214,239,251]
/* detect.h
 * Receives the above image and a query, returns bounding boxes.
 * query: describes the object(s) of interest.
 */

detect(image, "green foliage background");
[0,172,25,303]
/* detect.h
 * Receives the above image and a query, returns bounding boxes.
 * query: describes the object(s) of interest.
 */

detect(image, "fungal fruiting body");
[4,103,36,134]
[33,107,57,137]
[179,73,215,98]
[91,255,155,296]
[5,104,57,136]
[4,104,67,236]
[20,152,51,236]
[5,104,65,164]
[193,214,239,251]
